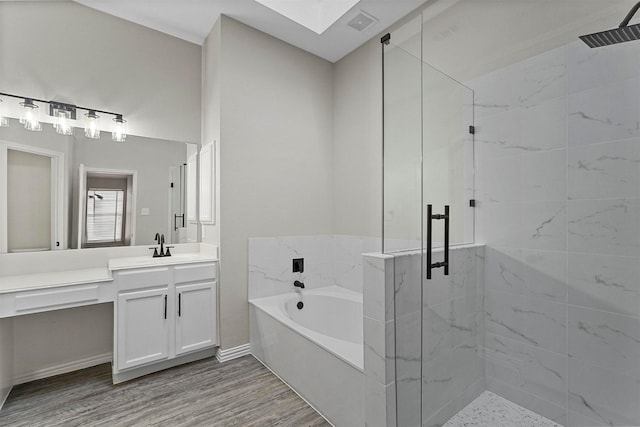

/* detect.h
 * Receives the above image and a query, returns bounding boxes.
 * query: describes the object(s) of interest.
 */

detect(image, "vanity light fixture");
[0,99,8,127]
[0,91,127,141]
[112,114,127,142]
[84,110,100,139]
[19,98,42,131]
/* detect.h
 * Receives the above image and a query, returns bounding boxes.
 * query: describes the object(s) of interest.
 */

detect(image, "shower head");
[580,1,640,48]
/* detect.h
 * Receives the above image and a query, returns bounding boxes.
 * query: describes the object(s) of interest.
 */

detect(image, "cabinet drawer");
[174,263,216,284]
[116,267,170,291]
[15,284,100,313]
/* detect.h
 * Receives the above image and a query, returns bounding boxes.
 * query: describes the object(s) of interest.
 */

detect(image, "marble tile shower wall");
[472,40,640,427]
[248,235,379,299]
[363,246,484,427]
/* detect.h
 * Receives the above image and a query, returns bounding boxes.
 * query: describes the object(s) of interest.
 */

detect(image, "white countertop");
[108,253,218,271]
[0,268,113,294]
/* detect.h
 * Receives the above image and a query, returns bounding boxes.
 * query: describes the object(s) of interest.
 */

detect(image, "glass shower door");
[420,59,480,427]
[384,33,479,426]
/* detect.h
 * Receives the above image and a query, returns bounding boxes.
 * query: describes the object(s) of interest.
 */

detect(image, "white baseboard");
[215,343,251,363]
[13,353,112,385]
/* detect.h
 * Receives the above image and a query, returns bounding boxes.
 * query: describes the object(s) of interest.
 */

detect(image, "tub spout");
[294,280,305,289]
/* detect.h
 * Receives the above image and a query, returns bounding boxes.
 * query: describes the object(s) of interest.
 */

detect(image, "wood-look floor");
[0,355,330,427]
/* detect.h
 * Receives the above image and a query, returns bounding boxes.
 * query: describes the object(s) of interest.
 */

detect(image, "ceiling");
[72,0,429,63]
[72,0,640,66]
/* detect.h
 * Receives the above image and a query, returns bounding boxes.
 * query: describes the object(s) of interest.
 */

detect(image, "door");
[0,142,65,253]
[175,282,216,355]
[384,27,478,426]
[117,287,170,370]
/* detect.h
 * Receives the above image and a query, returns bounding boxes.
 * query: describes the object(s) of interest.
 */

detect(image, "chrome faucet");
[294,280,305,289]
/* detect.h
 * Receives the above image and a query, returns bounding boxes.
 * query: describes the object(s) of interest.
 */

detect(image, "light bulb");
[84,110,100,139]
[53,109,73,135]
[112,115,127,142]
[19,99,42,131]
[0,99,8,127]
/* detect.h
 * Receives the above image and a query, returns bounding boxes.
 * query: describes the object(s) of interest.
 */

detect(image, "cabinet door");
[175,281,216,356]
[117,287,169,370]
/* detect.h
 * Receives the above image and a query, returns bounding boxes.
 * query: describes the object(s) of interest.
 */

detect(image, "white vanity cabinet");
[112,261,217,381]
[117,285,170,370]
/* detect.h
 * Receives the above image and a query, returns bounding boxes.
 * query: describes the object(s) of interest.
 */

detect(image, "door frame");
[77,166,137,249]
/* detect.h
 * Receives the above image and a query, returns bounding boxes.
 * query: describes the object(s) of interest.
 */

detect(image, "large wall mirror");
[0,118,200,253]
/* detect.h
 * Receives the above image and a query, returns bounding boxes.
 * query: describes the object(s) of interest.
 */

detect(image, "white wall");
[0,1,201,143]
[12,304,113,383]
[209,16,334,348]
[332,39,382,238]
[201,19,221,246]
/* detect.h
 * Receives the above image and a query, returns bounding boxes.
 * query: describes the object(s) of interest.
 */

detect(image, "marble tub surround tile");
[568,358,640,427]
[364,247,483,427]
[568,39,640,95]
[568,198,640,257]
[364,253,398,427]
[365,376,396,427]
[568,138,640,200]
[248,235,333,299]
[444,391,563,427]
[333,236,380,293]
[396,372,421,427]
[363,254,394,322]
[568,77,640,147]
[364,316,395,386]
[394,252,422,317]
[485,332,568,406]
[568,305,640,379]
[486,290,567,355]
[249,235,381,300]
[568,252,640,317]
[395,311,421,384]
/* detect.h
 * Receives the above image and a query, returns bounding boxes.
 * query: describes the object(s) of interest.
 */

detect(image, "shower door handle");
[426,204,449,279]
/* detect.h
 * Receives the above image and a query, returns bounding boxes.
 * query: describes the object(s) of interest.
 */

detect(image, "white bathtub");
[250,286,364,426]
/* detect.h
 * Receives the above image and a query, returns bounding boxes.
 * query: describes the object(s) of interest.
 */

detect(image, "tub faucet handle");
[294,280,305,289]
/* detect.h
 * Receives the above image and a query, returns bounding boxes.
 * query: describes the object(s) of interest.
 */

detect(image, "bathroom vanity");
[0,247,218,387]
[110,254,218,383]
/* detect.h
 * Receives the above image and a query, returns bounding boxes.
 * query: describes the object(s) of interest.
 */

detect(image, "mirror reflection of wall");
[0,118,198,253]
[7,149,52,252]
